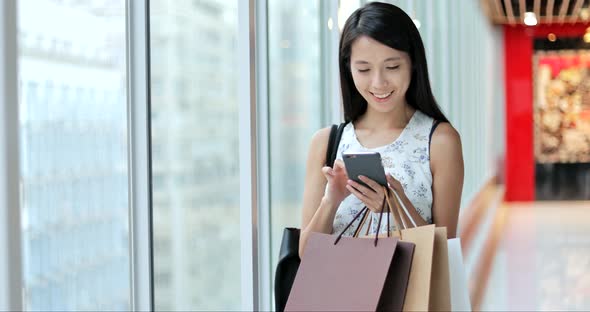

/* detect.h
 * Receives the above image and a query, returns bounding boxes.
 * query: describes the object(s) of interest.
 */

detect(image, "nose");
[371,70,388,89]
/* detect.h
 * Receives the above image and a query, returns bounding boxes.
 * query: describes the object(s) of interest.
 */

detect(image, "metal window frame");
[126,0,153,310]
[239,0,259,310]
[323,0,342,124]
[255,0,272,310]
[0,0,23,310]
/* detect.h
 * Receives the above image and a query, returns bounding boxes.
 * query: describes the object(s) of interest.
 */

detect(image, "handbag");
[274,122,347,312]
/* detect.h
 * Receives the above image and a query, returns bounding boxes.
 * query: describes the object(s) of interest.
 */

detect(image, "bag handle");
[333,203,384,246]
[384,186,404,237]
[333,206,369,245]
[334,185,406,246]
[385,187,416,231]
[325,122,348,168]
[352,206,371,238]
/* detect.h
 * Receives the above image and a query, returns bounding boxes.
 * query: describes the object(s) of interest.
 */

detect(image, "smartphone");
[342,151,388,189]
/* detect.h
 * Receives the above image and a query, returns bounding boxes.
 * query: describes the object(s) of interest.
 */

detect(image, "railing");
[457,176,506,311]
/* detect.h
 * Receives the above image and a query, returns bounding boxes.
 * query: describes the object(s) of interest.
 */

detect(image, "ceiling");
[482,0,590,25]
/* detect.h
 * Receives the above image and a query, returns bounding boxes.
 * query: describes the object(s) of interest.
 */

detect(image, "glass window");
[18,0,130,310]
[149,1,240,310]
[267,0,326,299]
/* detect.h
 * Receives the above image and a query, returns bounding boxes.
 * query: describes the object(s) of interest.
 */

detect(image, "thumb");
[387,174,400,190]
[387,173,398,183]
[333,159,345,170]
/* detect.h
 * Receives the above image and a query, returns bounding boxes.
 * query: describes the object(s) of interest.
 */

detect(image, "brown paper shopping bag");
[430,227,452,311]
[285,206,415,311]
[389,188,452,311]
[364,187,451,311]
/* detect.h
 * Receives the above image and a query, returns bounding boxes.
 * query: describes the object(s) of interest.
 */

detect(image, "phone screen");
[342,151,387,188]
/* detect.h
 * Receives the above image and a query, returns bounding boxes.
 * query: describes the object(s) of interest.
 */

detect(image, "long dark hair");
[339,2,448,123]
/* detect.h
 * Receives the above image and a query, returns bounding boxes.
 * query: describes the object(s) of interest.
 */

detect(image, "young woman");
[299,2,464,257]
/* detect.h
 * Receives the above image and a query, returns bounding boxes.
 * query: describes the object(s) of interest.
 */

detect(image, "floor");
[481,201,590,311]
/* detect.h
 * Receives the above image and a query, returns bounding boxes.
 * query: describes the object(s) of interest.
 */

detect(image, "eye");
[387,66,400,70]
[357,69,370,73]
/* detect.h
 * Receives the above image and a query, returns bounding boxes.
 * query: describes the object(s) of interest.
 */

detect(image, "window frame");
[238,0,260,310]
[127,0,153,310]
[0,0,23,310]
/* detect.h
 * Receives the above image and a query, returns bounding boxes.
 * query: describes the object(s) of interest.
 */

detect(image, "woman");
[299,2,464,257]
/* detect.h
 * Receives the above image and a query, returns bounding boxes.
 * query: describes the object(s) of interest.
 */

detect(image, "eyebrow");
[354,57,401,64]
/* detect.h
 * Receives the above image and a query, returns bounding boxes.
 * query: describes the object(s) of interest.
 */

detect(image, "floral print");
[410,147,429,163]
[332,111,435,236]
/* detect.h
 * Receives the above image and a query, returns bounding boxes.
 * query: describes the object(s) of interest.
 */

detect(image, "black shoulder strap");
[325,122,347,167]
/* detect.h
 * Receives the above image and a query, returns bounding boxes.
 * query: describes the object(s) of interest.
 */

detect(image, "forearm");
[299,197,340,257]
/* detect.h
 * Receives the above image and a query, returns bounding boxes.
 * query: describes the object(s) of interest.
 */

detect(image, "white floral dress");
[332,110,436,236]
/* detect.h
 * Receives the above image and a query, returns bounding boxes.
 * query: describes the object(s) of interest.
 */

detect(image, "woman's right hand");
[321,159,350,205]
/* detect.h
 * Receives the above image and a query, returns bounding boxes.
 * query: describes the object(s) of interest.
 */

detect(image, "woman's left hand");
[386,174,404,193]
[386,173,428,227]
[346,176,387,213]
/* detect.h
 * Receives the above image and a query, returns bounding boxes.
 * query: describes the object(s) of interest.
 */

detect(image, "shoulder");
[430,123,463,172]
[310,126,332,148]
[307,126,333,159]
[431,122,461,146]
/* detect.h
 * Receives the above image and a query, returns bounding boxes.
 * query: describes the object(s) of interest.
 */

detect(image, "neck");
[356,102,415,130]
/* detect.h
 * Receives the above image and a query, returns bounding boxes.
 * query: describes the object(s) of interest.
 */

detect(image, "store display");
[533,50,590,163]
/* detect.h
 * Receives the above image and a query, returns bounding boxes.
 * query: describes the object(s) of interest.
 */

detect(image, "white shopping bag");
[448,238,472,311]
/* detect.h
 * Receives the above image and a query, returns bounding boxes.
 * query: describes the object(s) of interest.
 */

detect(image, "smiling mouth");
[370,91,393,100]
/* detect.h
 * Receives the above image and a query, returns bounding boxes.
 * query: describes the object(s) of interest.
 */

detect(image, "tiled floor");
[481,201,590,311]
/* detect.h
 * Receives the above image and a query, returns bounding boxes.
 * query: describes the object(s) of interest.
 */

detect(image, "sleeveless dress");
[331,110,435,236]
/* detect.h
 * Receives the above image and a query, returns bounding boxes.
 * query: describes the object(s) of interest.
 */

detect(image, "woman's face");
[349,35,412,114]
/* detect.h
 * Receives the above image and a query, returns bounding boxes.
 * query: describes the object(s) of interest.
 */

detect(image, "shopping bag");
[380,188,437,311]
[274,122,347,312]
[285,206,414,311]
[430,227,452,311]
[365,187,451,311]
[448,238,472,311]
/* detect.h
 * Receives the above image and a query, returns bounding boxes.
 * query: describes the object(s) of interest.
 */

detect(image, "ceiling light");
[584,33,590,43]
[548,33,557,42]
[524,12,538,26]
[327,18,333,31]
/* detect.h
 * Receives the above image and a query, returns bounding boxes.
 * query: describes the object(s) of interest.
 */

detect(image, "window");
[150,1,241,310]
[267,0,324,295]
[18,0,130,310]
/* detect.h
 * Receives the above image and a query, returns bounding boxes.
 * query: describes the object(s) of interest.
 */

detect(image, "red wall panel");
[503,24,589,201]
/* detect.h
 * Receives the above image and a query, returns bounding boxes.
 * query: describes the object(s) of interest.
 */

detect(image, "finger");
[345,185,379,212]
[346,182,383,212]
[347,179,376,196]
[386,174,401,191]
[333,159,346,170]
[356,176,386,206]
[322,166,333,176]
[346,184,367,200]
[358,175,384,192]
[386,173,399,183]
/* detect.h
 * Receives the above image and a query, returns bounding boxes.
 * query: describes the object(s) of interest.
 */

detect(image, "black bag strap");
[325,122,348,167]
